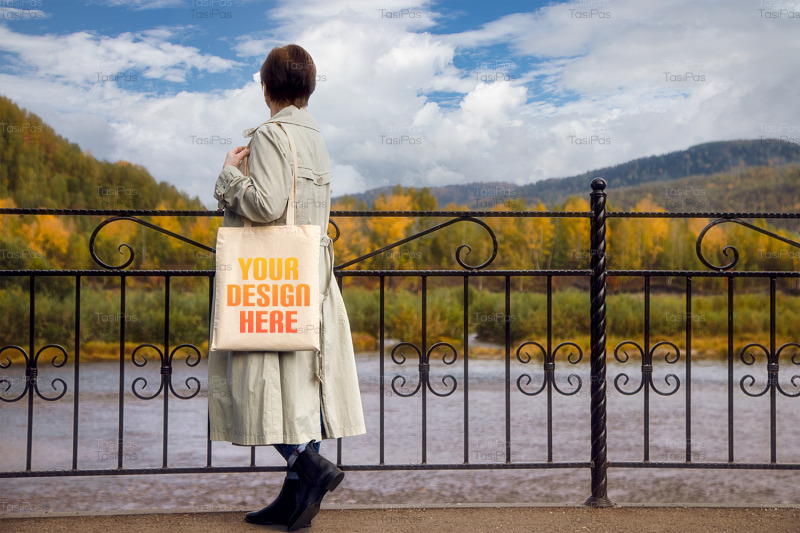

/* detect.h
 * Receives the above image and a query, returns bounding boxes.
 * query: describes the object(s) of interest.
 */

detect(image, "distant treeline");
[1,282,798,359]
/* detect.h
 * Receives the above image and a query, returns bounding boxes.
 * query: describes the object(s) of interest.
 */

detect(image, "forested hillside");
[342,140,800,208]
[0,96,216,271]
[0,96,203,210]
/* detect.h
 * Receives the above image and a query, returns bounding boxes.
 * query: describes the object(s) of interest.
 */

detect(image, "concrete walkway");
[2,505,799,533]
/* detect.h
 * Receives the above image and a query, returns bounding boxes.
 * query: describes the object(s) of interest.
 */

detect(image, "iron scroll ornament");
[130,343,202,400]
[515,341,583,396]
[613,340,681,396]
[90,215,345,269]
[739,342,800,398]
[335,216,498,271]
[327,219,340,243]
[390,342,458,397]
[695,218,800,271]
[90,216,214,270]
[0,344,68,402]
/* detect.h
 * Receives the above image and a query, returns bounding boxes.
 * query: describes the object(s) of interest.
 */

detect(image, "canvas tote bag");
[211,121,321,352]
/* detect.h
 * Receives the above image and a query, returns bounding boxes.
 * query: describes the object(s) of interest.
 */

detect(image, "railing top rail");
[0,208,223,216]
[1,207,798,219]
[1,269,799,277]
[607,211,800,219]
[0,208,589,218]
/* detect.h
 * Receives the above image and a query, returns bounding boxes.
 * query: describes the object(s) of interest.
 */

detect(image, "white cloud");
[0,26,238,85]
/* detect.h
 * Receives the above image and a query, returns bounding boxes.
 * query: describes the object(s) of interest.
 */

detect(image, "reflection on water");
[1,352,799,514]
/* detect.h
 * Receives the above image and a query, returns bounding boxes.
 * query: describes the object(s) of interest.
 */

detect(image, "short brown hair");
[260,44,316,108]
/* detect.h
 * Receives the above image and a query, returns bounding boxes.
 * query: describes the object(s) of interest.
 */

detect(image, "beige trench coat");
[208,105,366,445]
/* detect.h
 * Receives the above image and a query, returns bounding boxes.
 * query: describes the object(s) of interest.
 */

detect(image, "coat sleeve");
[213,125,292,223]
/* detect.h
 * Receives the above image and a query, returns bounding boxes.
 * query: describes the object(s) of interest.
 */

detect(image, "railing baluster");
[72,275,81,471]
[379,275,385,466]
[770,276,777,463]
[727,276,734,463]
[504,275,511,464]
[463,275,469,464]
[206,274,213,468]
[118,275,126,470]
[336,274,343,466]
[644,275,650,462]
[26,275,34,471]
[421,275,427,465]
[546,275,553,463]
[685,276,692,463]
[163,275,170,468]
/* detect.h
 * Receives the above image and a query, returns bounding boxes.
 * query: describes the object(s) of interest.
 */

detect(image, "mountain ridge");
[336,139,800,208]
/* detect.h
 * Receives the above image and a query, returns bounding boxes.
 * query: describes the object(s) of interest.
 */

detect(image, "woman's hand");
[223,145,250,169]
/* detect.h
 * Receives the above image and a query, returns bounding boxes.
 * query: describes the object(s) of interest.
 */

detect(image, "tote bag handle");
[242,120,298,227]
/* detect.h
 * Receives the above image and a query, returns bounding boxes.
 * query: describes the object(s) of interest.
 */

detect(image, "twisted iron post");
[586,177,613,507]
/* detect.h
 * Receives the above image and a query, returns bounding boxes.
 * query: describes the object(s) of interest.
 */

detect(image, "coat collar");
[242,105,320,138]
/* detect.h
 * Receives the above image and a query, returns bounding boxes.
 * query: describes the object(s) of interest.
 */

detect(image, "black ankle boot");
[245,476,311,527]
[286,446,344,532]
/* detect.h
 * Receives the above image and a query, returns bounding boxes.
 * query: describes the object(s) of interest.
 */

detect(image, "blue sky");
[1,0,799,206]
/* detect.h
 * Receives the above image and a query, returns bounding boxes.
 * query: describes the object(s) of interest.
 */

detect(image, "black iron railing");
[1,178,799,507]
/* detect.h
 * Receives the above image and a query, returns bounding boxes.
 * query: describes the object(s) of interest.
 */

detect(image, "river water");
[1,352,799,515]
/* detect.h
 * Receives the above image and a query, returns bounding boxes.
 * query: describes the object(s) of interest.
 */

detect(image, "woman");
[208,44,366,531]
